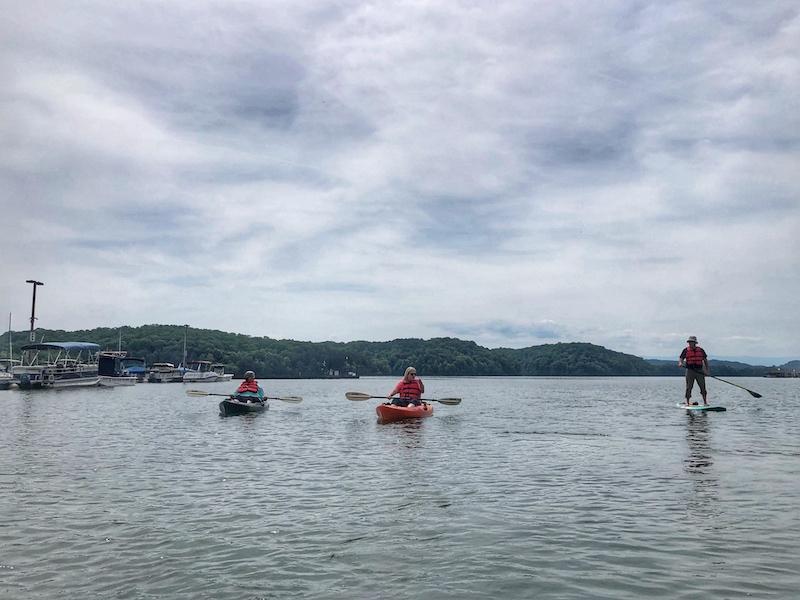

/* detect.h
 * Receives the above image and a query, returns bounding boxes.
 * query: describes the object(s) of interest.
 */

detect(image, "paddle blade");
[434,397,462,405]
[186,389,211,397]
[708,374,762,399]
[346,392,374,401]
[278,396,303,403]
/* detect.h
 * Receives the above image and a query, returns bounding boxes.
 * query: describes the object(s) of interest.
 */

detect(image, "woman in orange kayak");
[387,366,425,406]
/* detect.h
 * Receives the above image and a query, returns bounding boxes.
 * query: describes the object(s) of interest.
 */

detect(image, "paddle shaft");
[345,392,461,405]
[681,367,762,398]
[708,374,762,398]
[367,394,442,401]
[200,391,281,399]
[186,389,302,402]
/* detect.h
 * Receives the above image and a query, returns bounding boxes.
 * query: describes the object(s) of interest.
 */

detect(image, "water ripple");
[1,377,798,598]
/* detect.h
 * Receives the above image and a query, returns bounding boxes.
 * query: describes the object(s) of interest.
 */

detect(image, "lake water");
[1,376,798,599]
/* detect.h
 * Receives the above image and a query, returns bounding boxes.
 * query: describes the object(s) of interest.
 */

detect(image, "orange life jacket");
[394,379,422,399]
[237,380,259,393]
[685,346,705,369]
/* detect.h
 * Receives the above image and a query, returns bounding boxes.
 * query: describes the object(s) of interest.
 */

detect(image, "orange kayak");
[376,402,434,421]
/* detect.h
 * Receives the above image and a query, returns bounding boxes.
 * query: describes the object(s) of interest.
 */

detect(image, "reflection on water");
[684,412,713,474]
[683,411,721,510]
[378,418,425,452]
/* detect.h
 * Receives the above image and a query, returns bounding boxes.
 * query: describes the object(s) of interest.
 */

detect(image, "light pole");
[25,280,44,343]
[182,324,189,369]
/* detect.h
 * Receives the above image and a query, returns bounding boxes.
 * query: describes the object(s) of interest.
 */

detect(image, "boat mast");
[182,324,189,369]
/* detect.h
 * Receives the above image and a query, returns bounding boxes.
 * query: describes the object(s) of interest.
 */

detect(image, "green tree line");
[0,325,783,378]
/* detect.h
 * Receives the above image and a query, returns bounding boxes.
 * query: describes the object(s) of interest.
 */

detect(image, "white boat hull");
[182,372,218,383]
[49,376,101,388]
[0,373,13,390]
[148,363,183,383]
[181,361,218,383]
[211,364,233,381]
[98,376,137,387]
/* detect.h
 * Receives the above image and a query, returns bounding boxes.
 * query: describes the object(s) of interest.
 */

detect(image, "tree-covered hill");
[509,342,655,376]
[0,325,786,378]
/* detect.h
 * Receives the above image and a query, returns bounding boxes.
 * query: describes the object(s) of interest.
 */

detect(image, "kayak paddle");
[345,391,461,405]
[186,389,303,403]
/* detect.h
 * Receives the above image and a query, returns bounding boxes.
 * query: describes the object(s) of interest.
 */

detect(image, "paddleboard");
[676,403,726,412]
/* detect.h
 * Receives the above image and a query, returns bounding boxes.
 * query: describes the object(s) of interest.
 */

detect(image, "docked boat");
[12,342,101,389]
[1,316,14,389]
[148,362,183,383]
[122,357,148,382]
[211,363,233,382]
[1,358,17,390]
[98,351,144,386]
[376,401,434,422]
[219,397,269,416]
[0,361,14,390]
[181,360,218,383]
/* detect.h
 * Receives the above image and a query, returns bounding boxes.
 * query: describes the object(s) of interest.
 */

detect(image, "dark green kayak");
[219,398,269,416]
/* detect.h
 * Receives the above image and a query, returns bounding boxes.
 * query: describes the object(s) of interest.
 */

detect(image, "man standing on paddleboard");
[678,336,710,406]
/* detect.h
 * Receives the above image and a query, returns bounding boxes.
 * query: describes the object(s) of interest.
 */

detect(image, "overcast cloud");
[1,0,798,361]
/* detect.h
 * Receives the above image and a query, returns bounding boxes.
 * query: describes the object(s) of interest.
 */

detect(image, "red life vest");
[237,380,259,393]
[394,379,422,399]
[685,346,705,369]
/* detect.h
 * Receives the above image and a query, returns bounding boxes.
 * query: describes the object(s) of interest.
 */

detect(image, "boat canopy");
[121,357,146,366]
[121,357,147,373]
[20,342,101,352]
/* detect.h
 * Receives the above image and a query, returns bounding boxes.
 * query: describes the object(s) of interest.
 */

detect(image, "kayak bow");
[376,401,434,422]
[219,398,269,416]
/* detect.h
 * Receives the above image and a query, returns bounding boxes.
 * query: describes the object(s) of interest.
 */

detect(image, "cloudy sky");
[2,1,798,362]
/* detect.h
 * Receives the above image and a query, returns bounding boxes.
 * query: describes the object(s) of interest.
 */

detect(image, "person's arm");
[418,379,425,394]
[258,386,265,400]
[678,349,686,367]
[703,356,710,376]
[387,384,399,399]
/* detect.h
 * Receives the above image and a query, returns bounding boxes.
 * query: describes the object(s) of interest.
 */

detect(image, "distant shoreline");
[644,356,798,366]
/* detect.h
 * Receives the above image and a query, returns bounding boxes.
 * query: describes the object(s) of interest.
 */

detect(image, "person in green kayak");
[678,336,710,406]
[230,370,265,403]
[387,366,425,406]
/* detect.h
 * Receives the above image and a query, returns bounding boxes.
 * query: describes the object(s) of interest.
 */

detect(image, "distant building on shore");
[764,368,798,378]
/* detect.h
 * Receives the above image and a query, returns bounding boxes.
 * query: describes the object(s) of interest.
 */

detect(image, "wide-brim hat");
[686,336,698,343]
